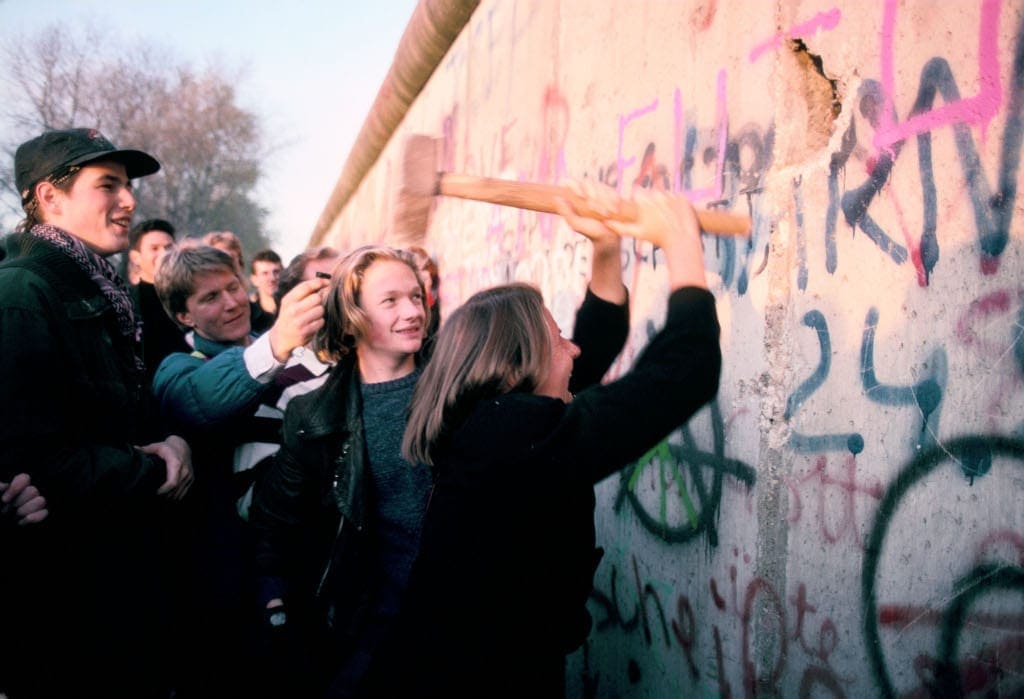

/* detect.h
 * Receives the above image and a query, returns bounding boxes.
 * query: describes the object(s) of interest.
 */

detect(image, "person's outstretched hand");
[269,277,329,362]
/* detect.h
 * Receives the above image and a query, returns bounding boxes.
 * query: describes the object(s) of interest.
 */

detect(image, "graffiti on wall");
[863,436,1024,698]
[334,0,1024,695]
[613,398,756,548]
[573,1,1023,696]
[588,547,855,698]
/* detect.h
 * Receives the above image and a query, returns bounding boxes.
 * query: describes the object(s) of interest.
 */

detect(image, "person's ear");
[128,249,142,268]
[176,311,195,328]
[35,181,63,218]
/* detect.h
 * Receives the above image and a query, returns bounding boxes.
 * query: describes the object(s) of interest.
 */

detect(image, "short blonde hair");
[314,245,427,362]
[155,244,240,327]
[402,283,551,466]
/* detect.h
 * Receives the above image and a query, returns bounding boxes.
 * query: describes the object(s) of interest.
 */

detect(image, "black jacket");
[132,279,190,382]
[252,289,630,692]
[250,353,375,649]
[363,287,720,698]
[0,233,174,696]
[0,234,168,501]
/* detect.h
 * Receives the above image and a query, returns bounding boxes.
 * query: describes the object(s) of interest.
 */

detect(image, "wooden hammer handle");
[438,173,751,236]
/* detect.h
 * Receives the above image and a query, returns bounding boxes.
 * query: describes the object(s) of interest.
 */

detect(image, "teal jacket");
[153,332,270,431]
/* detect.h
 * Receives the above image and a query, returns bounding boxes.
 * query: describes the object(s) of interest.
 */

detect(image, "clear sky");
[0,0,418,261]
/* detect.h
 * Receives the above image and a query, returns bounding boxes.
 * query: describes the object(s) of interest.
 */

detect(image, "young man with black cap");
[0,128,193,698]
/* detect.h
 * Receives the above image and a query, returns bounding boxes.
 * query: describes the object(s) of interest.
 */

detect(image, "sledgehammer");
[394,133,752,240]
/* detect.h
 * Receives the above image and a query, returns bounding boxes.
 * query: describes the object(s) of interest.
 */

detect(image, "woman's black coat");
[365,286,721,698]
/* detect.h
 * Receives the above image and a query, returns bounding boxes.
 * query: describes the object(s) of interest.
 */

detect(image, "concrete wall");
[321,1,1024,695]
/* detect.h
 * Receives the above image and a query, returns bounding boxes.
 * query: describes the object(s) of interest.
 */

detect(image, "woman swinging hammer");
[362,181,722,698]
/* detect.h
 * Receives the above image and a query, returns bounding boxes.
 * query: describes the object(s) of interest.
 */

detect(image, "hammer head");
[392,133,441,245]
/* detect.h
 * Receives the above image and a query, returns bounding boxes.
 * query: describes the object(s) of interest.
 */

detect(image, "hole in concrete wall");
[789,38,841,151]
[791,38,841,117]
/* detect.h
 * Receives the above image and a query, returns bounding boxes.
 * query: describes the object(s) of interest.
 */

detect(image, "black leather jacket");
[251,289,630,660]
[250,353,376,645]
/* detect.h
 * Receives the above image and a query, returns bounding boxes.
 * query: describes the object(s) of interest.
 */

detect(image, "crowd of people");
[0,128,720,698]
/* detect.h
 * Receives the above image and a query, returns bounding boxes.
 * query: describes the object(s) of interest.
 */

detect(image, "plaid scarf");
[29,223,146,373]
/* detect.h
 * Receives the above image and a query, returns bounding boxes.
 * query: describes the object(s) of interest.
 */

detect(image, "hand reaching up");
[602,187,699,249]
[555,179,628,304]
[269,277,330,362]
[606,188,708,291]
[555,179,622,253]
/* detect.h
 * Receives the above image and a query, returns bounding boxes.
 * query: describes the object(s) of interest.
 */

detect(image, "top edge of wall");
[308,0,481,247]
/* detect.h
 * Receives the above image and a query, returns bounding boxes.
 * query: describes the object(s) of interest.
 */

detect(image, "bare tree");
[0,22,273,254]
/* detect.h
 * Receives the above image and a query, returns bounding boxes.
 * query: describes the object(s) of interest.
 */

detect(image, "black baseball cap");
[15,128,161,205]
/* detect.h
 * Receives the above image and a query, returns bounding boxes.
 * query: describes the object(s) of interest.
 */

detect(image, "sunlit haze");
[0,0,418,262]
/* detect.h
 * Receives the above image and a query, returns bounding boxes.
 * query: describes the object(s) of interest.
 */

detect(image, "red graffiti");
[670,595,700,680]
[786,454,883,548]
[534,86,570,244]
[791,583,839,664]
[740,576,787,696]
[631,556,671,649]
[954,289,1024,432]
[689,0,717,33]
[632,142,672,191]
[539,85,569,183]
[708,550,851,697]
[903,635,1024,697]
[713,624,733,699]
[955,289,1015,356]
[878,604,1024,631]
[440,105,458,174]
[974,529,1024,565]
[593,551,852,695]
